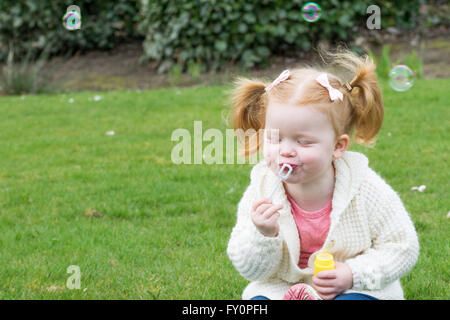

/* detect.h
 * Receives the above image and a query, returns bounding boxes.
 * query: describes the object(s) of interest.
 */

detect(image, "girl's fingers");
[252,198,271,212]
[312,284,336,295]
[312,283,338,300]
[315,270,337,279]
[312,276,336,288]
[255,203,272,215]
[266,211,280,225]
[262,204,283,219]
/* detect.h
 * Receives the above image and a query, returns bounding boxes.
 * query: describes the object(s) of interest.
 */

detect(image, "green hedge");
[0,0,140,61]
[1,0,431,73]
[139,0,424,73]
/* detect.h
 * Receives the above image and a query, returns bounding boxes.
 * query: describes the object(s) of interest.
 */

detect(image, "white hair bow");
[265,69,290,92]
[316,73,343,102]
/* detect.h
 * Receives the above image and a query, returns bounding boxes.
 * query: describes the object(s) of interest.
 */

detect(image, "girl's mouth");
[279,163,300,172]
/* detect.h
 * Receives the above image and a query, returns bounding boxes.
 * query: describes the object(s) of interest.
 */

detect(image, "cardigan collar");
[251,151,369,270]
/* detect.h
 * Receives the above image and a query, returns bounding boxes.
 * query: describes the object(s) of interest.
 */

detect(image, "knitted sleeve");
[346,186,420,291]
[227,168,283,281]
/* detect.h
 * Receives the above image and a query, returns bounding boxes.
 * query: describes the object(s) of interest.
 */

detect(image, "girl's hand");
[251,198,283,237]
[311,261,354,300]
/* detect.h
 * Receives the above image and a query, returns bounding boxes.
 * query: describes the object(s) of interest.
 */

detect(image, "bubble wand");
[268,164,293,202]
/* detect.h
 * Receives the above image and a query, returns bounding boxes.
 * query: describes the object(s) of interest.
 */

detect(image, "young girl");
[226,50,419,300]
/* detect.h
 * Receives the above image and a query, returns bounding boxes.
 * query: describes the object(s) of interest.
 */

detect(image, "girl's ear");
[333,134,349,160]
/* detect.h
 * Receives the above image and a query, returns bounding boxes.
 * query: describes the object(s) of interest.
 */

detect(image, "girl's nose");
[279,140,297,157]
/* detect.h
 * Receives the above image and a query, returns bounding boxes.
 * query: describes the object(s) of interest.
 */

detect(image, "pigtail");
[348,56,384,146]
[329,50,384,146]
[226,77,267,157]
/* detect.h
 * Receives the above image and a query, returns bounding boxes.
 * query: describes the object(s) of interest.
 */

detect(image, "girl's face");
[263,102,336,184]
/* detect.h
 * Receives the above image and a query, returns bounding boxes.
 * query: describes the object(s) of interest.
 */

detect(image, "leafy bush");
[417,0,449,29]
[139,0,423,73]
[0,0,140,62]
[0,0,426,74]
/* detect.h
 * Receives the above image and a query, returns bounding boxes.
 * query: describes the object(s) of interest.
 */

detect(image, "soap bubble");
[389,65,414,92]
[302,2,322,23]
[63,11,81,30]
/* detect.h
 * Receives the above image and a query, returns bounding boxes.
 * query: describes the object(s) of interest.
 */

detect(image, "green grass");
[0,79,449,299]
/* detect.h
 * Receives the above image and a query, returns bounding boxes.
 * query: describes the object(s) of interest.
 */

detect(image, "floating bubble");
[302,2,322,23]
[63,11,81,30]
[389,65,414,92]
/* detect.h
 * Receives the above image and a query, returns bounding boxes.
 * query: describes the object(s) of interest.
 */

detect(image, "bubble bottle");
[314,251,335,276]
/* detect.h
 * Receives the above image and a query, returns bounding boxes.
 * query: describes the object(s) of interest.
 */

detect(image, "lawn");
[0,79,448,299]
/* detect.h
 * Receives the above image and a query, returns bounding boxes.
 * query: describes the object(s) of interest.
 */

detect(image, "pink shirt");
[286,193,333,269]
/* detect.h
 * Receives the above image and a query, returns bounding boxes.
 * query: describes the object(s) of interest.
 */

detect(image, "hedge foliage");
[0,0,139,61]
[1,0,442,73]
[139,0,423,73]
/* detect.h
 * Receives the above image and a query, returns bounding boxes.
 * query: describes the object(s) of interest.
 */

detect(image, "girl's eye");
[298,140,312,145]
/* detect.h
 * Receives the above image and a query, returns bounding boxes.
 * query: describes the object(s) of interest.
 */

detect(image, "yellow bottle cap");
[314,251,335,275]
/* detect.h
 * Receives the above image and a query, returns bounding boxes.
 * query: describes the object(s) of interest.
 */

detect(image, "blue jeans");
[250,293,378,300]
[250,295,271,300]
[334,293,378,300]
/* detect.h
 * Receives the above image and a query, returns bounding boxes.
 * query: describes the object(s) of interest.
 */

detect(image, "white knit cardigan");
[227,151,419,300]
